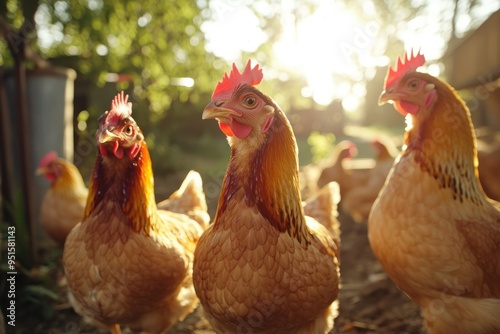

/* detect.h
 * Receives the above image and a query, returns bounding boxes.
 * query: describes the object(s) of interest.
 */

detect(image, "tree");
[2,0,222,115]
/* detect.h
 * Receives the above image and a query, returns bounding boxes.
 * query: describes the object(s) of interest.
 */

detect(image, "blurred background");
[1,0,500,331]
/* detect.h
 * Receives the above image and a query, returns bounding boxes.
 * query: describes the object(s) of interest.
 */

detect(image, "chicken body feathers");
[64,200,203,332]
[370,151,500,333]
[194,200,339,334]
[40,188,87,246]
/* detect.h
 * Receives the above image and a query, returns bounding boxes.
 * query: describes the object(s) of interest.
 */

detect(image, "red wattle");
[218,118,252,139]
[99,144,108,157]
[219,122,234,136]
[398,100,419,115]
[113,141,124,159]
[128,143,141,159]
[230,120,252,139]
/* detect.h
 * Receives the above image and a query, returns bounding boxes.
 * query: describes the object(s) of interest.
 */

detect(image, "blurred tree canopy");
[1,0,230,173]
[1,0,223,113]
[1,0,497,154]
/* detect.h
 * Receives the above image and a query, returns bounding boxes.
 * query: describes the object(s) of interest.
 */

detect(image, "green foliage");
[307,131,336,163]
[19,282,59,320]
[0,0,227,176]
[2,0,222,130]
[1,200,59,325]
[0,258,60,324]
[33,0,219,112]
[2,188,32,268]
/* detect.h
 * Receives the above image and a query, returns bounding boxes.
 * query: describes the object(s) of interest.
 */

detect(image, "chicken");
[157,170,210,229]
[299,140,354,200]
[369,50,500,334]
[193,60,340,334]
[303,181,341,258]
[371,136,399,162]
[299,163,322,200]
[316,140,368,199]
[36,151,88,246]
[63,92,205,334]
[341,138,397,222]
[477,141,500,202]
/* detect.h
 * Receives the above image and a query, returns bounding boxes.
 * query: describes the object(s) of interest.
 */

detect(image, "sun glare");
[201,1,268,61]
[201,0,372,111]
[273,2,366,108]
[202,0,500,113]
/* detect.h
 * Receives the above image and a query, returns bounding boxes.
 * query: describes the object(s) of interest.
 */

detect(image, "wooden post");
[0,67,15,226]
[2,18,37,267]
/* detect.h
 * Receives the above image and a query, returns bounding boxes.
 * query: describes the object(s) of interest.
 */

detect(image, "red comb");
[212,59,263,101]
[39,151,58,168]
[106,91,132,125]
[384,49,425,91]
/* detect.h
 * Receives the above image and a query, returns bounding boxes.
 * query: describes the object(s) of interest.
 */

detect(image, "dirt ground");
[13,173,425,334]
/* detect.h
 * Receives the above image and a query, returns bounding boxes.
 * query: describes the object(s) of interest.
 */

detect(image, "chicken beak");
[35,167,48,175]
[378,90,404,106]
[378,91,393,106]
[202,101,242,120]
[98,129,119,144]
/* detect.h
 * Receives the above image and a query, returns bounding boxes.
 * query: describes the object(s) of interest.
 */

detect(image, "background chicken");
[369,50,500,334]
[341,138,398,222]
[477,137,500,202]
[316,140,378,213]
[297,139,353,200]
[157,170,210,229]
[36,151,88,247]
[193,60,340,334]
[298,162,323,200]
[63,92,206,334]
[316,140,361,197]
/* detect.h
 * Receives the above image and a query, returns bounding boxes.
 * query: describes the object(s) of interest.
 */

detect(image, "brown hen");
[36,151,88,246]
[369,50,500,334]
[193,61,340,334]
[63,92,206,334]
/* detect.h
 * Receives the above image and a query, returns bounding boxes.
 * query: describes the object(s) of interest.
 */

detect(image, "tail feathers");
[421,296,500,334]
[303,182,341,248]
[157,170,210,229]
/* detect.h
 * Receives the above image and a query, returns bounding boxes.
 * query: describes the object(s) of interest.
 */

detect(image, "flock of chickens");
[36,51,500,334]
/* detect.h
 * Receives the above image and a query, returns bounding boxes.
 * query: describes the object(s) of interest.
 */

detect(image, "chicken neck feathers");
[84,142,160,234]
[402,74,486,206]
[215,101,310,245]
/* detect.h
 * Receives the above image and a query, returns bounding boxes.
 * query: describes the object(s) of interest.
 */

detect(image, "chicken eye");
[408,80,419,89]
[123,126,134,136]
[242,95,257,109]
